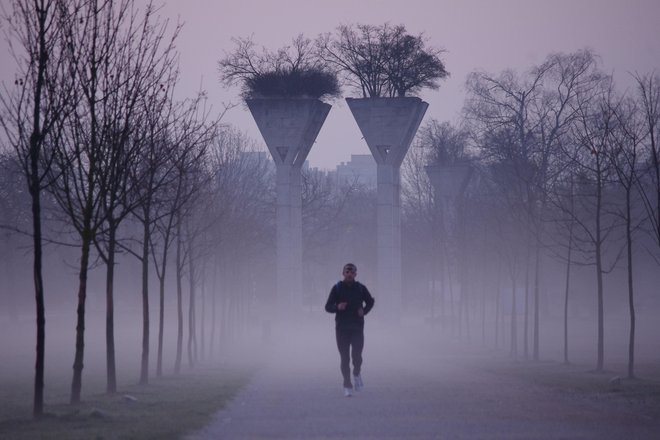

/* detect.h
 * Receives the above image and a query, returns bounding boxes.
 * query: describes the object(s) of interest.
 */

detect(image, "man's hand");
[357,307,364,317]
[337,302,348,311]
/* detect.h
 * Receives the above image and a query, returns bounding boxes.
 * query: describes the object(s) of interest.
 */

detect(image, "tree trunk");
[105,221,117,393]
[30,168,45,416]
[140,209,150,385]
[210,258,217,359]
[595,242,605,371]
[175,216,183,374]
[481,287,486,347]
[219,286,227,354]
[532,241,541,361]
[447,264,455,337]
[563,223,573,365]
[438,246,446,330]
[430,275,436,323]
[459,199,470,341]
[156,211,174,377]
[71,233,92,404]
[200,270,206,361]
[155,271,165,377]
[187,238,196,368]
[29,1,50,416]
[495,267,501,349]
[523,245,530,360]
[625,190,636,379]
[595,170,604,372]
[156,239,169,377]
[510,274,518,359]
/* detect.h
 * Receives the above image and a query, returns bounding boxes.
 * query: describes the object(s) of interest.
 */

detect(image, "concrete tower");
[247,98,331,311]
[346,97,428,317]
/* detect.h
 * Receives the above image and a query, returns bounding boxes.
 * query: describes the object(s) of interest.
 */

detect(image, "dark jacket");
[325,281,375,329]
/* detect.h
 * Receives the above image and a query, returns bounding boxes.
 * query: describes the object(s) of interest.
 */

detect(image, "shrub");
[244,68,340,100]
[219,35,340,101]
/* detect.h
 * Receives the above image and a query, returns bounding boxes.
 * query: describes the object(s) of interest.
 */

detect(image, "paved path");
[187,321,660,439]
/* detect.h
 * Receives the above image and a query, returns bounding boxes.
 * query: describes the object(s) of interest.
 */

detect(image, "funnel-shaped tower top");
[346,97,428,167]
[247,98,331,168]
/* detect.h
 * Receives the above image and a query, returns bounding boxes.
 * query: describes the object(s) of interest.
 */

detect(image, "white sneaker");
[343,387,353,397]
[354,375,363,391]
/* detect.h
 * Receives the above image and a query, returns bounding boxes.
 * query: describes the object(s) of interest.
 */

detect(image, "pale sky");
[2,0,660,169]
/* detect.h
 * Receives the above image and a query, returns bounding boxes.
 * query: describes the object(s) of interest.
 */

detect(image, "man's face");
[343,265,356,282]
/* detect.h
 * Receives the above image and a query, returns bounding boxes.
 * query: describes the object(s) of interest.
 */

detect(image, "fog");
[2,200,660,437]
[2,0,660,438]
[2,167,660,379]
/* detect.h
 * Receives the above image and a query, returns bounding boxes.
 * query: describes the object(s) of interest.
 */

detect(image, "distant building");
[241,150,273,169]
[335,154,377,189]
[241,150,313,173]
[239,151,376,190]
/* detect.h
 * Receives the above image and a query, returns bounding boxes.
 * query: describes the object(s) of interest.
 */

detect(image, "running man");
[325,263,375,397]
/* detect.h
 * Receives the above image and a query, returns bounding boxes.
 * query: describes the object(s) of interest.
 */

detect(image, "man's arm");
[325,285,339,313]
[362,286,375,315]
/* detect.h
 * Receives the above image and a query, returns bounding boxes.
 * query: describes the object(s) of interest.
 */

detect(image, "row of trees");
[402,50,660,379]
[0,0,270,416]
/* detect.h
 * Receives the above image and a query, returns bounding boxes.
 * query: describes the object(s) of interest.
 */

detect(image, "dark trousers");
[335,327,364,388]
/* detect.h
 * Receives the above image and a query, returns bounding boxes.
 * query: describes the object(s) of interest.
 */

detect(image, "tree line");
[401,49,659,380]
[0,0,267,416]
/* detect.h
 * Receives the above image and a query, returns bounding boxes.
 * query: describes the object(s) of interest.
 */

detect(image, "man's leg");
[335,328,352,388]
[350,329,364,377]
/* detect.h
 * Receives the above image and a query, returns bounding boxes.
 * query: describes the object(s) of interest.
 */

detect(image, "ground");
[2,314,659,439]
[186,318,660,440]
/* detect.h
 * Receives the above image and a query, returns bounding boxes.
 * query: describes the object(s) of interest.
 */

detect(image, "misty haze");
[1,0,660,439]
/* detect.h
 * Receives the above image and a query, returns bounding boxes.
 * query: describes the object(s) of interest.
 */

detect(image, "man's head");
[342,263,357,282]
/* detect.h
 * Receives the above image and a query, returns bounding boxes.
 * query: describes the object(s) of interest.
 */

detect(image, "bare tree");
[184,178,216,368]
[557,78,621,372]
[135,97,215,384]
[120,88,212,381]
[486,159,530,358]
[547,174,577,365]
[405,120,472,332]
[129,93,216,380]
[529,50,602,361]
[218,34,339,100]
[0,0,72,414]
[131,76,178,380]
[465,65,549,358]
[142,96,208,377]
[401,139,435,319]
[608,95,646,378]
[86,1,180,393]
[203,131,274,351]
[634,72,660,258]
[45,0,177,403]
[318,23,448,97]
[465,49,603,361]
[160,110,216,374]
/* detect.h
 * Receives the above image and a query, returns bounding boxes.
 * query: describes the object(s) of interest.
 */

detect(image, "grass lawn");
[0,366,253,440]
[481,358,660,418]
